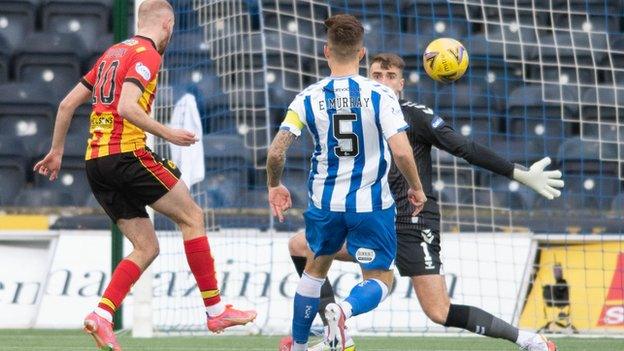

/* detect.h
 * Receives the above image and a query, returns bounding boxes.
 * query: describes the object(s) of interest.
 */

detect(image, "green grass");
[0,329,621,350]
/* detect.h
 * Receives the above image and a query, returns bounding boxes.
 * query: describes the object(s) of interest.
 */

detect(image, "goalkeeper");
[288,53,563,351]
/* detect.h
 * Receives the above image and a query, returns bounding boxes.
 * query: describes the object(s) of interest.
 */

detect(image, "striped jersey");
[81,35,161,160]
[280,75,408,213]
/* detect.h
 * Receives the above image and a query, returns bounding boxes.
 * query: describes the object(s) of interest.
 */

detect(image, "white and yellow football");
[423,38,469,83]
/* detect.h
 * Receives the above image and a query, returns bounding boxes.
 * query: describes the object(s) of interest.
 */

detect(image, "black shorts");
[395,225,443,277]
[86,148,181,222]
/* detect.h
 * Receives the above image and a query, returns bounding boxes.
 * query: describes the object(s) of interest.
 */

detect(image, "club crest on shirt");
[122,38,139,46]
[135,62,151,81]
[431,115,445,129]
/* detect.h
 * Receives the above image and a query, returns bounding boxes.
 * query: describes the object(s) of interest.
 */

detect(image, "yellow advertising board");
[519,241,623,331]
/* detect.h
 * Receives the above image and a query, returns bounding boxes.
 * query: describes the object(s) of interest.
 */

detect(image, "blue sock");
[344,278,387,317]
[292,273,324,345]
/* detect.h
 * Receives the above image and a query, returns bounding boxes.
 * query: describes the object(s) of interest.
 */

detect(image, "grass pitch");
[1,329,621,350]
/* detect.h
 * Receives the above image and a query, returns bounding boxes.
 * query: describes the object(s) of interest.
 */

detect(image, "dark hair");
[370,53,405,72]
[324,14,364,61]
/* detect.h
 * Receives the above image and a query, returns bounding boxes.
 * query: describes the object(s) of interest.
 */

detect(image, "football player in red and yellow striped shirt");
[34,1,256,349]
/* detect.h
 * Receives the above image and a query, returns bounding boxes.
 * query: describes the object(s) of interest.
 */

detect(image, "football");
[423,38,469,83]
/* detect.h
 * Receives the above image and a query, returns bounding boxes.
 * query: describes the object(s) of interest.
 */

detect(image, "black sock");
[444,304,519,342]
[290,255,336,326]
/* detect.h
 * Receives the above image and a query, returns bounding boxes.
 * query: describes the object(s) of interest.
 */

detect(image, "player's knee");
[424,302,450,325]
[288,232,307,256]
[179,203,204,229]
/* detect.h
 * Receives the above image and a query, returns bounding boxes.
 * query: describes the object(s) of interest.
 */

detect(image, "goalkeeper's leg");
[413,275,555,350]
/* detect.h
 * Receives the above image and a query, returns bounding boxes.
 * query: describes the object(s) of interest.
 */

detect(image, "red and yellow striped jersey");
[80,36,161,160]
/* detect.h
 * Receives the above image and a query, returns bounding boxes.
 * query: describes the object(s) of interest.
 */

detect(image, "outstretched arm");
[429,124,564,199]
[266,129,296,222]
[33,82,92,180]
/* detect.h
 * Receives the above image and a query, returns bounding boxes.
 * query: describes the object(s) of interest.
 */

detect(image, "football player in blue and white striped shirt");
[267,14,427,351]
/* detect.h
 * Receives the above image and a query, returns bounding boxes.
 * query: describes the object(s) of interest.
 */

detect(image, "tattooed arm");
[266,129,296,222]
[266,129,296,187]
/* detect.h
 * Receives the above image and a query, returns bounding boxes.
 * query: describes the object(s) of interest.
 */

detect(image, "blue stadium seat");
[612,193,624,213]
[490,177,535,210]
[0,0,37,50]
[67,104,92,137]
[200,134,251,208]
[436,83,502,140]
[0,35,9,82]
[556,137,620,209]
[465,34,524,88]
[506,85,577,155]
[41,0,111,52]
[85,33,113,71]
[14,32,86,102]
[603,38,624,85]
[14,188,75,207]
[0,82,56,158]
[34,135,90,205]
[581,87,623,124]
[526,33,607,85]
[402,72,437,107]
[403,0,471,38]
[0,135,27,205]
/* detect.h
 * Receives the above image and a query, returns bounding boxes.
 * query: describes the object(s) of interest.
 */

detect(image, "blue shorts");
[303,205,397,271]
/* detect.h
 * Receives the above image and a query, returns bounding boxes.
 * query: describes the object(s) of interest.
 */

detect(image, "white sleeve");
[279,94,307,137]
[379,91,409,140]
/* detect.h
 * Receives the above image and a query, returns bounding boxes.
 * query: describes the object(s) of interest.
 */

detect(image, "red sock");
[184,236,221,306]
[98,259,142,315]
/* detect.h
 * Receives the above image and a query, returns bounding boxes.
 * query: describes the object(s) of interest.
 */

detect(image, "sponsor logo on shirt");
[135,62,151,81]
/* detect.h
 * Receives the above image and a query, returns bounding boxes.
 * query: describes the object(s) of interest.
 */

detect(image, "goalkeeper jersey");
[280,75,408,213]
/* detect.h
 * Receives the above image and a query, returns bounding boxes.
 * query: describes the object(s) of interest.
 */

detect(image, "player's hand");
[268,184,292,223]
[33,150,62,181]
[407,188,427,216]
[166,128,199,146]
[513,157,565,200]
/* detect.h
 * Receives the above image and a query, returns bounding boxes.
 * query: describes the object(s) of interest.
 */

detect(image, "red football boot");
[207,304,257,333]
[278,336,293,351]
[83,312,121,351]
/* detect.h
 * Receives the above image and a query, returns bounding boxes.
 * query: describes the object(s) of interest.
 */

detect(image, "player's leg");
[150,179,256,331]
[129,148,254,331]
[288,231,351,325]
[283,207,348,351]
[338,206,396,321]
[396,227,556,351]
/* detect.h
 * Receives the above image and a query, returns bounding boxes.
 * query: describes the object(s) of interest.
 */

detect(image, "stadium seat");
[556,137,620,209]
[84,33,113,71]
[581,87,623,124]
[200,134,251,208]
[14,188,75,207]
[612,193,624,214]
[0,82,56,158]
[464,34,524,87]
[526,33,608,85]
[603,38,624,84]
[41,0,111,52]
[0,0,37,50]
[34,135,90,205]
[506,85,577,155]
[489,177,534,210]
[67,104,92,137]
[0,35,9,82]
[403,0,471,38]
[14,32,86,102]
[0,135,27,205]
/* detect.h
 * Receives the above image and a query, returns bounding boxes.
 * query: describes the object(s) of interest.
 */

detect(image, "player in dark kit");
[34,1,255,350]
[288,53,564,351]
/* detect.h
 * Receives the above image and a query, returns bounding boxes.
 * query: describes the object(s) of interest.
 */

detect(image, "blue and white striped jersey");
[280,74,408,213]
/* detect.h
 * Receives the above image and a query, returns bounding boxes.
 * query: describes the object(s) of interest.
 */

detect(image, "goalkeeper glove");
[513,157,564,200]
